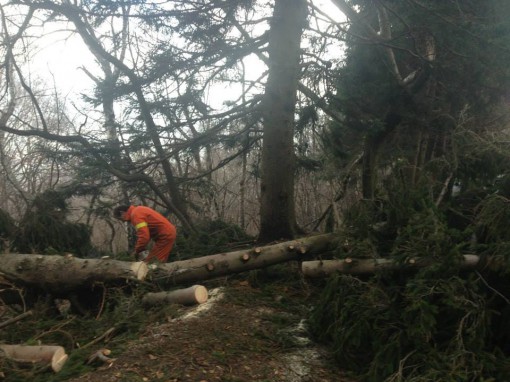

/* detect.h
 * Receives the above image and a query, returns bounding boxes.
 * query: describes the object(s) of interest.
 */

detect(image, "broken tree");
[0,234,336,290]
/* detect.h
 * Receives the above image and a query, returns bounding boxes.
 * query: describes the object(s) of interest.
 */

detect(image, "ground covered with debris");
[0,263,356,382]
[64,274,355,382]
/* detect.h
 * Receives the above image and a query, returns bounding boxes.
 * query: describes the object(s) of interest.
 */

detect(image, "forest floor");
[65,269,357,382]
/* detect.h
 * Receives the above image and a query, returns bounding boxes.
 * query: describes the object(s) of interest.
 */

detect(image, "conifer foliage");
[12,190,91,256]
[310,0,510,380]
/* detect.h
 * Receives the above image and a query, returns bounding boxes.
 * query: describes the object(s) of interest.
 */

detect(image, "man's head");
[113,205,130,221]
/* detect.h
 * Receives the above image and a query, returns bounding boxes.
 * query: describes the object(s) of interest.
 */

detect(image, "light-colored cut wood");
[142,285,208,306]
[0,344,68,372]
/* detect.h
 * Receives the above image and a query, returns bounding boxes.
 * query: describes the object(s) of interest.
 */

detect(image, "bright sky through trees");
[28,0,345,110]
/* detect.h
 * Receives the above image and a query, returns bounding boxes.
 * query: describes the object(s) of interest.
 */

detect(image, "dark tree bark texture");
[259,0,307,242]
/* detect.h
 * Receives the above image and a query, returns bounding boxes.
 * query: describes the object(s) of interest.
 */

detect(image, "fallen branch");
[0,310,33,329]
[80,327,116,350]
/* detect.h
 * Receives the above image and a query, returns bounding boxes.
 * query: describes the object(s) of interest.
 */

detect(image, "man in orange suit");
[113,204,177,263]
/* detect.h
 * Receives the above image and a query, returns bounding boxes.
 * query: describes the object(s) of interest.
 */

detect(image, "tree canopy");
[1,0,510,380]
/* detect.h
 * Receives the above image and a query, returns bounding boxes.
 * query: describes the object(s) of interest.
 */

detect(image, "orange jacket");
[124,205,176,257]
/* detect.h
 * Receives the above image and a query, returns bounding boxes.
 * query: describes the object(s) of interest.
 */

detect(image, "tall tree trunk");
[259,0,307,242]
[240,132,248,229]
[361,135,378,200]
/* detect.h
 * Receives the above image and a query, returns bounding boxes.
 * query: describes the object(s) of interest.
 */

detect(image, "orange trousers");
[145,228,176,262]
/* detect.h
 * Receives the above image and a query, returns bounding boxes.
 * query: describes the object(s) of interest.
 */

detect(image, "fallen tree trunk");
[0,344,68,372]
[301,254,480,277]
[0,254,148,291]
[149,233,337,285]
[142,285,208,306]
[0,234,336,291]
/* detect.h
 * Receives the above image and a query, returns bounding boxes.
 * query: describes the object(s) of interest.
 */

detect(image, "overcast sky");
[28,0,345,110]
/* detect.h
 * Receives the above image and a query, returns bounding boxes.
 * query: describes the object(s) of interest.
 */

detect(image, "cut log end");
[193,285,208,304]
[51,347,68,372]
[130,261,149,280]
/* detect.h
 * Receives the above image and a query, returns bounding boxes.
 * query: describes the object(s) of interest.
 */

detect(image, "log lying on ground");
[302,254,480,277]
[142,285,208,306]
[0,234,336,290]
[0,344,68,372]
[0,255,148,291]
[149,233,337,285]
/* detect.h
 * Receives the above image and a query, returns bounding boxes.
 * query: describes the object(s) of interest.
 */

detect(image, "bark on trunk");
[0,235,335,290]
[142,285,208,306]
[0,345,68,372]
[0,255,148,291]
[258,0,307,241]
[301,255,480,277]
[150,233,336,285]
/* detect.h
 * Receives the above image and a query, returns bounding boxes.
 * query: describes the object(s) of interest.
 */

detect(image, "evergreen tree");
[310,1,510,380]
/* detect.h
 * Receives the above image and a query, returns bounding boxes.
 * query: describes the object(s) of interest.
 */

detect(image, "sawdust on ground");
[67,278,356,382]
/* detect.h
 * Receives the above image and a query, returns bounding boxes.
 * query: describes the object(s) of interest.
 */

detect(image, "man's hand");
[131,250,148,261]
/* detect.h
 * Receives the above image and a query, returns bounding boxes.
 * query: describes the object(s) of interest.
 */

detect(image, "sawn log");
[0,254,148,291]
[0,344,68,372]
[149,233,337,285]
[142,285,208,306]
[0,234,336,290]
